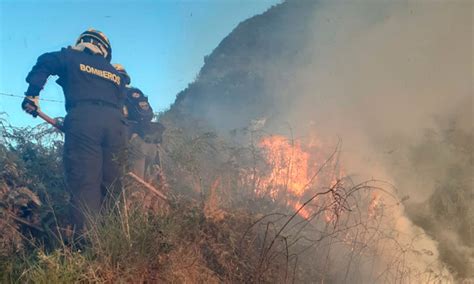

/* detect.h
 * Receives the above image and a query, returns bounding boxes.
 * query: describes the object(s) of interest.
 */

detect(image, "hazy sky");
[0,0,280,127]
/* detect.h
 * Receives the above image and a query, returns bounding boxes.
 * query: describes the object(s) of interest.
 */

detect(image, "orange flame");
[259,136,313,197]
[257,135,347,222]
[368,192,383,219]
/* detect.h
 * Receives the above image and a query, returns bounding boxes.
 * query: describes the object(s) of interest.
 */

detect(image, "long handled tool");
[1,92,64,131]
[36,109,64,132]
[34,106,169,202]
[127,171,169,202]
[37,110,168,203]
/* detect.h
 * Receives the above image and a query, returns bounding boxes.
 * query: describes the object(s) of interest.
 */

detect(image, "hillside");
[165,0,318,133]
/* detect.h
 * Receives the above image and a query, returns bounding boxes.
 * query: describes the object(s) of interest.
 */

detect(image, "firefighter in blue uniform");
[114,64,154,139]
[113,64,165,180]
[22,29,127,233]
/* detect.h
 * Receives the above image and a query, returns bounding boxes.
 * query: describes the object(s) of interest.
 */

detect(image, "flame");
[256,134,351,223]
[258,136,313,197]
[368,192,383,219]
[257,134,341,221]
[291,200,311,219]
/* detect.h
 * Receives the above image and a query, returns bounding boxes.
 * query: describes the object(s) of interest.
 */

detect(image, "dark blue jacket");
[25,47,125,111]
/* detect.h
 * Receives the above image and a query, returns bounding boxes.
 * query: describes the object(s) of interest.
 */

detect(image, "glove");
[21,96,40,117]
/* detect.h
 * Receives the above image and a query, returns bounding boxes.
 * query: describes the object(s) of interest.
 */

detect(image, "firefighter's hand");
[21,96,40,118]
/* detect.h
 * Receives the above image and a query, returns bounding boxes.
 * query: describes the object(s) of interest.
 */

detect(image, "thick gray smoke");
[260,1,473,280]
[168,0,472,281]
[268,1,471,194]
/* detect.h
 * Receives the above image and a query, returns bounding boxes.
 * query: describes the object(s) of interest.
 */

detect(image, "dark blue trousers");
[63,103,127,231]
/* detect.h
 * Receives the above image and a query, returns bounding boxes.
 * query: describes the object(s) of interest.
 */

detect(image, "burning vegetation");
[0,118,454,282]
[1,0,472,282]
[164,0,472,281]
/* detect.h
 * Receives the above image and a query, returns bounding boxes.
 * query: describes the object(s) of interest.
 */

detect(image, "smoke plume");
[167,0,473,280]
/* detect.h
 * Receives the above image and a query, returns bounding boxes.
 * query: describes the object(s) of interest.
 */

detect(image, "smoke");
[263,0,471,182]
[258,1,473,279]
[252,1,474,277]
[168,0,472,280]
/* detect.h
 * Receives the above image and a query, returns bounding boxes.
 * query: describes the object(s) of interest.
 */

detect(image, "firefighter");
[113,64,165,181]
[22,29,127,233]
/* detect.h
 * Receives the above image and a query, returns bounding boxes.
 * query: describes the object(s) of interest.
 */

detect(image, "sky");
[0,0,280,127]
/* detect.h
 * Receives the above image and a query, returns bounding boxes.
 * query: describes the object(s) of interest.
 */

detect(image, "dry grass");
[0,118,457,283]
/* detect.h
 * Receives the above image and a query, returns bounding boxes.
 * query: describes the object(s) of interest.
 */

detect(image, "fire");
[368,192,383,219]
[258,136,313,197]
[257,134,343,220]
[256,134,384,225]
[291,200,311,219]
